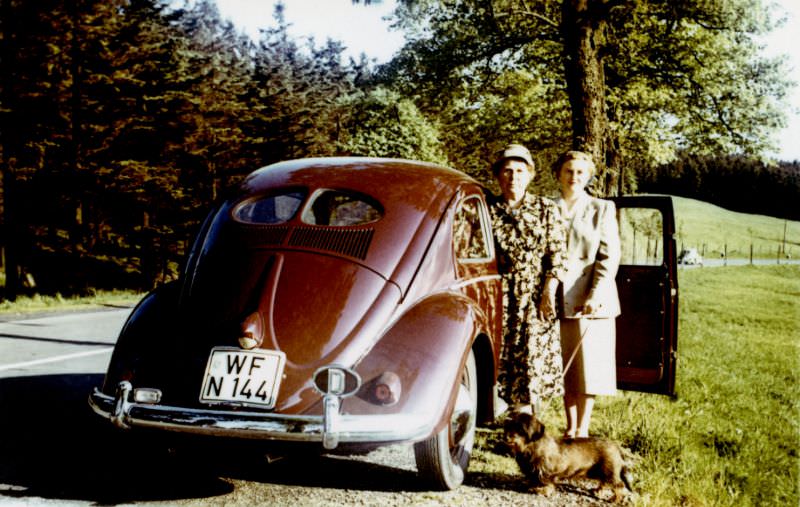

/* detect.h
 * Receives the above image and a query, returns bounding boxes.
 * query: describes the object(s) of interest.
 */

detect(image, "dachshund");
[503,410,633,503]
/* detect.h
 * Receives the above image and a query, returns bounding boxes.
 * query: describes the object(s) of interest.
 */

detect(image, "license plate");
[200,347,286,408]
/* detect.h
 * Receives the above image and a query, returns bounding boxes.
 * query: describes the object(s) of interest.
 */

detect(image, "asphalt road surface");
[0,309,607,506]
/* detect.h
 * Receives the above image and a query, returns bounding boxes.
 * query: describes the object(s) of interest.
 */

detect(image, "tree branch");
[494,10,559,29]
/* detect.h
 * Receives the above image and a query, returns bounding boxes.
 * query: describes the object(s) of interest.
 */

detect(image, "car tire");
[413,348,478,490]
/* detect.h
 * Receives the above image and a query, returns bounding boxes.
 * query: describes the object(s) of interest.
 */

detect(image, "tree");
[170,0,254,206]
[1,0,79,298]
[241,4,360,166]
[639,152,800,220]
[337,87,450,165]
[378,0,792,195]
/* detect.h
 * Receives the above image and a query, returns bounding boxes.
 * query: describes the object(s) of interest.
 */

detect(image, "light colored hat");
[494,143,534,168]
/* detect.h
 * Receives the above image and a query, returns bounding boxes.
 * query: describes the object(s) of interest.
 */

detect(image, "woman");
[553,150,621,438]
[488,144,567,413]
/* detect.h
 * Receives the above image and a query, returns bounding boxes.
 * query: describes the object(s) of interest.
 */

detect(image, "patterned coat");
[489,193,568,404]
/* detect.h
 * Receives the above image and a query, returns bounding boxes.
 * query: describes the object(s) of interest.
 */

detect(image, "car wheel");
[413,348,478,490]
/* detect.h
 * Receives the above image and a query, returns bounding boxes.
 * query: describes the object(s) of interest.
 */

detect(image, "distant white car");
[678,248,703,266]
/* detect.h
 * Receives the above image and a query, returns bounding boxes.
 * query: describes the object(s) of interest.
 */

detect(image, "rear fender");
[342,292,480,440]
[102,281,181,393]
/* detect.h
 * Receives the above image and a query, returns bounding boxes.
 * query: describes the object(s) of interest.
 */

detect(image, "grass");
[670,195,799,259]
[0,289,142,315]
[472,264,800,506]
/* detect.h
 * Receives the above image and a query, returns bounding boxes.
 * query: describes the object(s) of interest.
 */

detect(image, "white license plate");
[200,347,286,408]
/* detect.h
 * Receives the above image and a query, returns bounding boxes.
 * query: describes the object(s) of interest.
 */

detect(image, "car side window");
[618,207,664,265]
[302,190,383,226]
[234,191,306,224]
[454,196,492,262]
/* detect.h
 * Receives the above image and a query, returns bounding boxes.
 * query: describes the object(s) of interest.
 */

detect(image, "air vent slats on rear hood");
[289,227,374,260]
[236,225,291,246]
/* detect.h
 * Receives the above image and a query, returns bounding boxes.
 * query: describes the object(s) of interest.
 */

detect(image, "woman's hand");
[538,294,556,321]
[579,298,602,316]
[538,276,559,320]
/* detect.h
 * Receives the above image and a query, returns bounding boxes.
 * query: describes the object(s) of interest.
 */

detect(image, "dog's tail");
[621,466,634,493]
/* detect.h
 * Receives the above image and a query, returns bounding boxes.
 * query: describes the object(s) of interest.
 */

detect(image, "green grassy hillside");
[669,195,799,259]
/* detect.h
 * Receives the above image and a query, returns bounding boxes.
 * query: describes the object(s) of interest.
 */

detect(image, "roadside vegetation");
[472,264,800,506]
[0,288,140,315]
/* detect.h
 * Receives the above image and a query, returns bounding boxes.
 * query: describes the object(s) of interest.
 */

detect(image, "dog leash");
[561,318,592,376]
[533,319,591,416]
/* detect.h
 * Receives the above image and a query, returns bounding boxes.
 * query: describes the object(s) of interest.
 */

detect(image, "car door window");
[618,208,663,265]
[453,196,492,262]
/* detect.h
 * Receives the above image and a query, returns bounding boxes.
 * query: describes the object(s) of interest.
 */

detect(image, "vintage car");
[678,248,703,266]
[89,158,678,490]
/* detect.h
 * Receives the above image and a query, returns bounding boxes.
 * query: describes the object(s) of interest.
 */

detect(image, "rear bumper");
[89,381,432,449]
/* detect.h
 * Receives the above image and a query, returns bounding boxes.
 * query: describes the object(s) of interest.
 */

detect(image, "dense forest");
[0,0,795,298]
[639,154,800,221]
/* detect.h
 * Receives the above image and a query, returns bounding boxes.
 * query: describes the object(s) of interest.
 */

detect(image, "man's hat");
[494,143,534,167]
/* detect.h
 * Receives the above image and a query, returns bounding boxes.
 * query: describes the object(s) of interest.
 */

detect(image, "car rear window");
[234,191,306,224]
[302,190,383,226]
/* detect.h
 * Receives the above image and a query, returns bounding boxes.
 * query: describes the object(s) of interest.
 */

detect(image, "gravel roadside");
[143,443,612,507]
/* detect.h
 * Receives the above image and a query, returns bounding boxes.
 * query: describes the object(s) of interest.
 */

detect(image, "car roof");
[242,157,477,201]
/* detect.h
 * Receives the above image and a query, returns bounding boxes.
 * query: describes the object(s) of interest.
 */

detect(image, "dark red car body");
[90,158,503,488]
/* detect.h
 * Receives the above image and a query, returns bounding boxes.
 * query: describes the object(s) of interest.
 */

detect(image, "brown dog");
[503,410,633,502]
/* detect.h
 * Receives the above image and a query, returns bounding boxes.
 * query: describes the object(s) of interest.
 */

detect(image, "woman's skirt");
[560,318,617,396]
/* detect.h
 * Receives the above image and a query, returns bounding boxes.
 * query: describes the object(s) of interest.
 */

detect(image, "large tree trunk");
[1,168,20,301]
[561,0,617,196]
[0,0,20,300]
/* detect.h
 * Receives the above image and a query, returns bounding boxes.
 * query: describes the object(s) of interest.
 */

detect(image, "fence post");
[724,244,727,266]
[750,243,753,265]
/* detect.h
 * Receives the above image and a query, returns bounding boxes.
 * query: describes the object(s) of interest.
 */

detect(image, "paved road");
[680,258,800,268]
[0,308,128,378]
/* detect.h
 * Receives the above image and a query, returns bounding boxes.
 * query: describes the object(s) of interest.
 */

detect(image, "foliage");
[378,0,792,195]
[471,264,800,506]
[0,0,796,298]
[336,87,450,165]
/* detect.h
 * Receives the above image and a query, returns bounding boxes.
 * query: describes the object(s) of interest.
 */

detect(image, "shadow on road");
[0,374,233,504]
[0,374,429,504]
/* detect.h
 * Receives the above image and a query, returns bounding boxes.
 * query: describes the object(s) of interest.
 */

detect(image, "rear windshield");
[234,190,306,224]
[302,190,383,226]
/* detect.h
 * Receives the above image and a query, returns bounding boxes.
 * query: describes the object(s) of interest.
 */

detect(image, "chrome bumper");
[89,381,432,449]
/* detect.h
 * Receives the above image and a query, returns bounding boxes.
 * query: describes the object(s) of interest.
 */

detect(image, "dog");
[503,410,633,503]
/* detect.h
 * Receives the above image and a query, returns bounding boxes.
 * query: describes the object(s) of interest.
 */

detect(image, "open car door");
[611,196,678,397]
